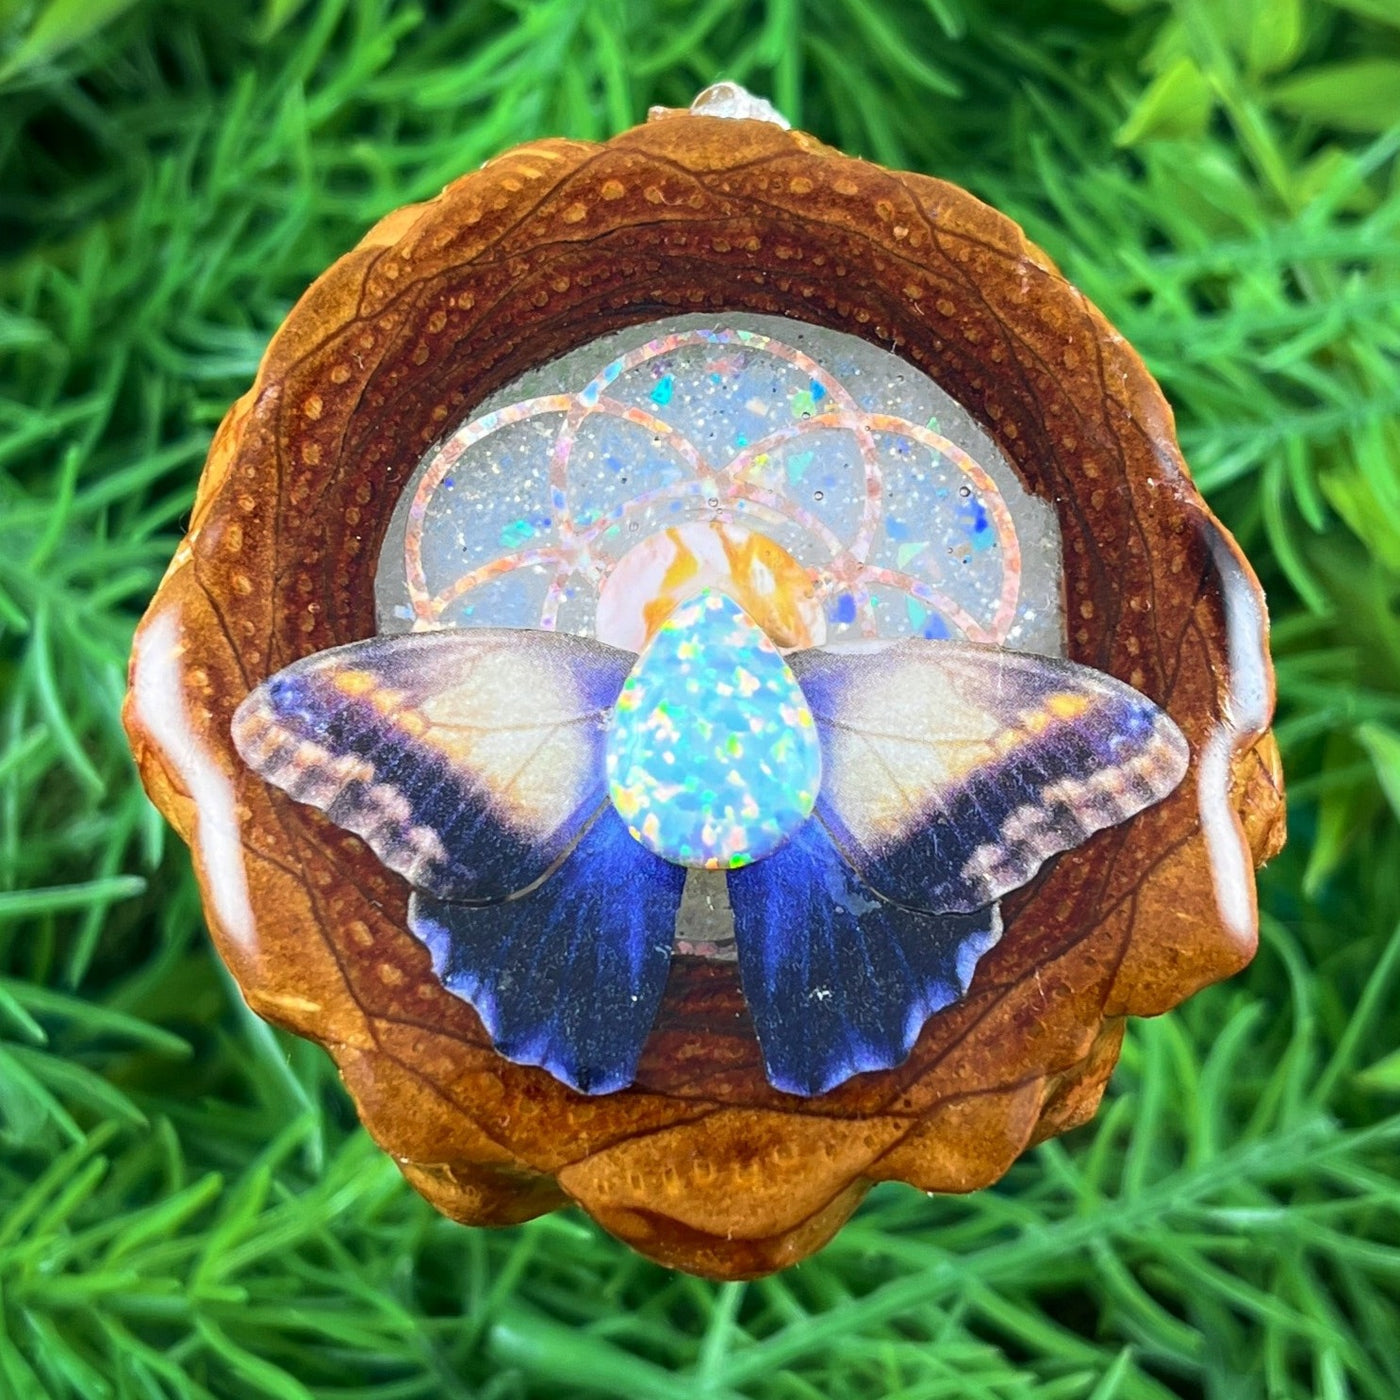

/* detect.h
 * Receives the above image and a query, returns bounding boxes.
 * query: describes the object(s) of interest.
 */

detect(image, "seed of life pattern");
[386,322,1059,653]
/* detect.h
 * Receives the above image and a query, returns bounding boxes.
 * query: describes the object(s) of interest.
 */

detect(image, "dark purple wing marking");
[231,628,634,903]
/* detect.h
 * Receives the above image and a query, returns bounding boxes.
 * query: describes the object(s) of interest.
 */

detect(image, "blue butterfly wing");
[727,821,1000,1097]
[411,807,685,1094]
[232,628,633,902]
[233,628,686,1095]
[790,640,1190,915]
[725,640,1185,1095]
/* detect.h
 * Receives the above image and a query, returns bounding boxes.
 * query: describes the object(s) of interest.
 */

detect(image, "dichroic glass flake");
[606,590,821,869]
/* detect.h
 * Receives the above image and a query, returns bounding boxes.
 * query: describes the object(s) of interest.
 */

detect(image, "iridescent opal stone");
[606,590,821,869]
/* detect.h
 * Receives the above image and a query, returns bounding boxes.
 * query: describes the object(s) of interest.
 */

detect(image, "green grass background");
[2,0,1399,1395]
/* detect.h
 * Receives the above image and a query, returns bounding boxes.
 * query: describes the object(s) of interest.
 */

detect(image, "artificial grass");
[1,0,1398,1395]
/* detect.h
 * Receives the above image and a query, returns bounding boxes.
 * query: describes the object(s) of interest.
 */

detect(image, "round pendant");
[125,82,1283,1279]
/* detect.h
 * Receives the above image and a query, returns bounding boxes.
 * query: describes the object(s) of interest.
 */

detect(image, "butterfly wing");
[791,640,1190,914]
[411,807,685,1094]
[233,628,687,1094]
[231,628,633,902]
[727,820,1001,1097]
[725,640,1185,1095]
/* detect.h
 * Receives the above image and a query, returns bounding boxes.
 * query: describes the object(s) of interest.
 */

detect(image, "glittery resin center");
[606,590,822,869]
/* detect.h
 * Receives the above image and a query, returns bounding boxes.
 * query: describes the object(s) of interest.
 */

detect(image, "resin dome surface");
[375,314,1065,655]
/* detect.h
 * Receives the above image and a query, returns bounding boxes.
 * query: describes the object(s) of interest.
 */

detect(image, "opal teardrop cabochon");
[607,590,822,870]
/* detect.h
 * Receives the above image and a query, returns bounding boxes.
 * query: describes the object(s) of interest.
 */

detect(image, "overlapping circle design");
[403,328,1022,644]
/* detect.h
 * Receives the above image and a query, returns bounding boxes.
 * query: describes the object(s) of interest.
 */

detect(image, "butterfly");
[231,588,1188,1097]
